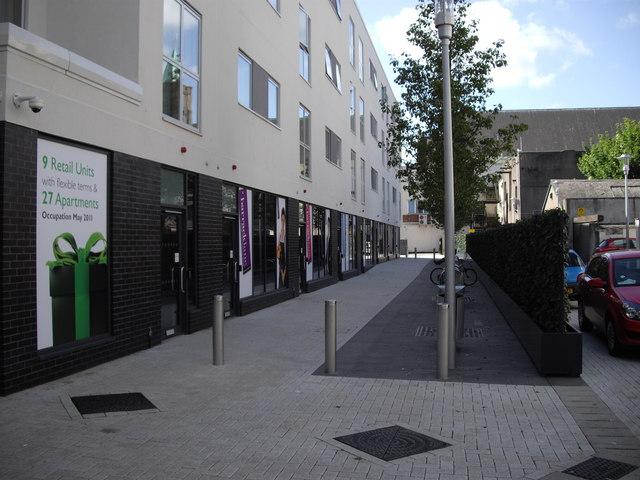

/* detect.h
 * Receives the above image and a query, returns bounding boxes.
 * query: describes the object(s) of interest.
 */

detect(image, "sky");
[357,0,640,110]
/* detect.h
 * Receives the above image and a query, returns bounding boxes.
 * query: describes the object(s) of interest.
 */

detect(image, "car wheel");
[606,319,622,356]
[577,301,592,332]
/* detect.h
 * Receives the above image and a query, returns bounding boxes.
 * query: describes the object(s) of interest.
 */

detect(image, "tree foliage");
[383,0,526,230]
[578,118,640,179]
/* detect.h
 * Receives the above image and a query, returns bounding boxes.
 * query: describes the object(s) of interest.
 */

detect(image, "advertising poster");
[325,210,331,273]
[36,139,108,350]
[341,213,347,272]
[276,197,287,289]
[238,188,253,298]
[305,205,313,281]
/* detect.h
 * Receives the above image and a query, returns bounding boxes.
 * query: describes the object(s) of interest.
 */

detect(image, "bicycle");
[430,256,477,286]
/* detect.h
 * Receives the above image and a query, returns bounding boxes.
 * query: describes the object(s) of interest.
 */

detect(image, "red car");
[577,251,640,355]
[594,237,636,254]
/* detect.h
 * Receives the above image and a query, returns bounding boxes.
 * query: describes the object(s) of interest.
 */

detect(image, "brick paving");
[0,259,622,480]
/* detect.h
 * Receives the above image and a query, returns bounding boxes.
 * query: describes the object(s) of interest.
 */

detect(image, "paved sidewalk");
[0,260,600,480]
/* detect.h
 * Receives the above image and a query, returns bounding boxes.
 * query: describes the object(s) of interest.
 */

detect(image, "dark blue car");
[565,249,585,300]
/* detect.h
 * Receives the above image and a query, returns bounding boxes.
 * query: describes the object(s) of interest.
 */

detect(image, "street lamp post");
[435,0,456,373]
[620,154,631,248]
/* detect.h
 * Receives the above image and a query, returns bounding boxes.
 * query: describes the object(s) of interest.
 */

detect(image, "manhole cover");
[71,393,156,415]
[414,326,485,337]
[334,425,449,461]
[563,457,637,480]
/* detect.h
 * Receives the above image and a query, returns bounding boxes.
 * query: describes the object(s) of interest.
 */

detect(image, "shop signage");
[36,139,108,350]
[305,205,312,263]
[239,187,251,273]
[276,198,287,289]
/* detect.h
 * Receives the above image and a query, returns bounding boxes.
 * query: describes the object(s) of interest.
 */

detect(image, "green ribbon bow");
[47,232,107,340]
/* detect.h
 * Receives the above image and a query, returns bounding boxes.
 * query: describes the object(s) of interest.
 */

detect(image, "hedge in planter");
[467,209,568,333]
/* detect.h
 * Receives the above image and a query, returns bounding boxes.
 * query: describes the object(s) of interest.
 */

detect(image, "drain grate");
[334,425,450,461]
[71,393,157,415]
[563,457,637,480]
[415,326,486,337]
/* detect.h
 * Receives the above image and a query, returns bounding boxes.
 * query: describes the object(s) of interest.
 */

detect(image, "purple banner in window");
[239,188,251,273]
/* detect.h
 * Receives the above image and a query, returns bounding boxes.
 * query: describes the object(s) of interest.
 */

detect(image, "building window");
[381,132,386,166]
[392,187,397,204]
[237,51,280,126]
[349,83,356,133]
[299,6,311,82]
[324,45,342,92]
[252,192,283,295]
[370,114,378,140]
[371,167,378,192]
[348,17,355,66]
[267,0,280,12]
[358,37,364,82]
[328,0,342,19]
[0,0,23,26]
[267,78,279,124]
[350,151,357,200]
[299,104,311,178]
[369,60,379,90]
[408,199,416,214]
[162,0,200,129]
[325,127,342,167]
[382,178,386,213]
[312,206,331,279]
[360,158,366,204]
[359,97,365,143]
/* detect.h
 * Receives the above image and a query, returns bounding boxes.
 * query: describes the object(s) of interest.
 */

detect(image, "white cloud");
[372,0,590,94]
[618,12,640,29]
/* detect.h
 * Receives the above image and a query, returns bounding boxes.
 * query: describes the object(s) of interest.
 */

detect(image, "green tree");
[578,118,640,179]
[383,0,526,230]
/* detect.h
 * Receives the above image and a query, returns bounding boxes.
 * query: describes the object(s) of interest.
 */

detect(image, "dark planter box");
[474,260,582,376]
[304,275,338,293]
[238,288,295,316]
[339,269,360,281]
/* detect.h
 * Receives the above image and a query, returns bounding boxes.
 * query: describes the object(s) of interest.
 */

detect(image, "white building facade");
[0,0,401,393]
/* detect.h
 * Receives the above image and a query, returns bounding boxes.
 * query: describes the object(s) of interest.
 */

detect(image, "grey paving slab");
[0,260,597,480]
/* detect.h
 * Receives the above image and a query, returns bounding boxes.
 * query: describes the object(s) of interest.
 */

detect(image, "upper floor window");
[237,51,280,126]
[329,0,342,19]
[325,127,342,167]
[392,187,397,204]
[360,158,366,204]
[299,6,311,82]
[162,0,201,129]
[370,114,378,140]
[267,0,280,13]
[349,84,356,133]
[358,38,364,82]
[350,150,357,200]
[369,60,379,90]
[359,97,365,143]
[324,45,342,92]
[299,104,311,178]
[348,18,355,67]
[371,167,378,192]
[0,0,23,26]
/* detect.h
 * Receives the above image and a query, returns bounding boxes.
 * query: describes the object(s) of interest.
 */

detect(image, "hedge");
[467,209,568,333]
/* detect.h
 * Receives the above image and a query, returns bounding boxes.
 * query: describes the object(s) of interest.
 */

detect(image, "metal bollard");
[448,299,456,369]
[213,295,224,365]
[325,300,337,374]
[433,248,436,260]
[414,247,418,259]
[456,294,465,348]
[437,303,448,380]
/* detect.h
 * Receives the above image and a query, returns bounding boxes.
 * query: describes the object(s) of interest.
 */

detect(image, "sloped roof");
[548,179,640,201]
[492,107,640,153]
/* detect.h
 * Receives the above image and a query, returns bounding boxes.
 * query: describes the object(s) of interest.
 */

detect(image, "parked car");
[565,249,585,300]
[594,237,636,254]
[577,250,640,355]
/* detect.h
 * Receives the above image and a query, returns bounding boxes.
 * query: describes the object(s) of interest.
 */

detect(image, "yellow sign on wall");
[577,207,585,217]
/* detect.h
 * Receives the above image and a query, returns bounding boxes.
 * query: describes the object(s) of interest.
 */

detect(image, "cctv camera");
[12,94,44,113]
[28,98,44,113]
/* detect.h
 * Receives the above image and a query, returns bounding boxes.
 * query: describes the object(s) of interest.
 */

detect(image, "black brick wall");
[188,175,222,333]
[0,123,163,394]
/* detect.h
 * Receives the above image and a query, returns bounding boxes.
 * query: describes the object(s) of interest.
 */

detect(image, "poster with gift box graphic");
[36,139,108,350]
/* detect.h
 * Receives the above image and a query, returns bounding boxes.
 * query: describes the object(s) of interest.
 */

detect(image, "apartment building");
[0,0,402,393]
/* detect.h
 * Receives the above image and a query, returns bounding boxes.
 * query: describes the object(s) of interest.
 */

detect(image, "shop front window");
[252,191,286,295]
